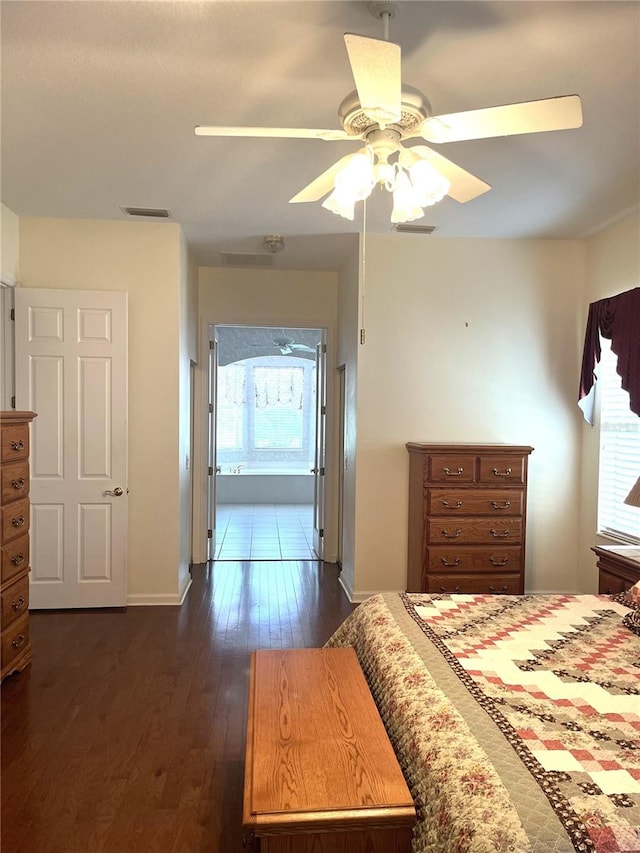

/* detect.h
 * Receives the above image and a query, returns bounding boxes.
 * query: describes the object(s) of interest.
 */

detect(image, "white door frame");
[196,322,332,562]
[206,335,218,560]
[312,338,327,559]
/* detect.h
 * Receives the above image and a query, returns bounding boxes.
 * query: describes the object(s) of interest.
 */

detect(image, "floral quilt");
[326,592,640,853]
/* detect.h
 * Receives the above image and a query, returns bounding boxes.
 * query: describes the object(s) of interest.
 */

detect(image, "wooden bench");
[243,647,416,852]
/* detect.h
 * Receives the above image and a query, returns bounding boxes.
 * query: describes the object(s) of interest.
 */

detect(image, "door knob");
[104,487,124,497]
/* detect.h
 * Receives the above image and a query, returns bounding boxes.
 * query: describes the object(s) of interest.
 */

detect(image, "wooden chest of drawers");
[1,411,36,682]
[593,545,640,594]
[406,443,533,594]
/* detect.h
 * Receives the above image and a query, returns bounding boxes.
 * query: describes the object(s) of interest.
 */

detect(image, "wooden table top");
[243,647,415,835]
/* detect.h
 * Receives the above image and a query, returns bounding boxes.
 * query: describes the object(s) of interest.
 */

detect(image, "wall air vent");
[392,223,437,235]
[219,253,274,268]
[120,207,171,218]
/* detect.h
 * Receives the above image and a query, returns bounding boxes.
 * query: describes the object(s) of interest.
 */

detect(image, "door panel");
[15,288,128,608]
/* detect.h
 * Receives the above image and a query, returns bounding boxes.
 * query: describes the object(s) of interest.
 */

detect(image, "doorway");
[207,325,325,561]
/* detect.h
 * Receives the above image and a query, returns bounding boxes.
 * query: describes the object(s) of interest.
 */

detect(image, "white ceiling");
[2,1,639,272]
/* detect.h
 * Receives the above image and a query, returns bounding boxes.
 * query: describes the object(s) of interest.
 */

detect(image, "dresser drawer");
[427,517,523,545]
[478,455,527,485]
[426,489,524,516]
[425,573,523,595]
[1,497,30,543]
[1,424,29,463]
[1,461,30,505]
[1,534,30,584]
[427,455,475,483]
[427,546,522,573]
[1,572,29,628]
[1,613,30,671]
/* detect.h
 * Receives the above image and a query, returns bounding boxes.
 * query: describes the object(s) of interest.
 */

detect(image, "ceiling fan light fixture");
[374,160,395,190]
[334,151,375,200]
[322,189,357,221]
[408,159,450,207]
[391,169,425,223]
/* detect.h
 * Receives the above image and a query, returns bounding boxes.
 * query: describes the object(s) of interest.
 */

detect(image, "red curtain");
[578,287,640,423]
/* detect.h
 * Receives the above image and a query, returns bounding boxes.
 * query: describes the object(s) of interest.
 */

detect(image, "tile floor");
[214,503,317,560]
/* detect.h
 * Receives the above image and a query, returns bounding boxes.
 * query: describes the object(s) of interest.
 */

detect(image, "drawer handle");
[443,467,464,476]
[489,585,509,594]
[11,478,25,490]
[492,467,512,478]
[441,528,462,539]
[491,500,511,510]
[439,585,461,594]
[11,634,26,649]
[490,557,509,566]
[490,529,510,538]
[12,595,26,612]
[10,553,25,566]
[441,557,460,567]
[11,515,26,528]
[441,500,463,509]
[10,440,25,451]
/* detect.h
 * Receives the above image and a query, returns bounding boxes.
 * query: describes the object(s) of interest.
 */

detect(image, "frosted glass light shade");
[409,160,450,207]
[334,153,375,201]
[322,190,356,221]
[391,170,425,223]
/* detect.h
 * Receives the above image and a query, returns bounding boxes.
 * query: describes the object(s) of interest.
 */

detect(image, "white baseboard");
[191,549,208,564]
[337,578,406,604]
[127,577,192,607]
[338,574,354,602]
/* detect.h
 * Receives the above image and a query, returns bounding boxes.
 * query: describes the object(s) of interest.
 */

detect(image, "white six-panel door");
[15,288,128,608]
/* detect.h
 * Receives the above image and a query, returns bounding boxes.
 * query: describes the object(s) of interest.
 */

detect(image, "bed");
[325,590,640,852]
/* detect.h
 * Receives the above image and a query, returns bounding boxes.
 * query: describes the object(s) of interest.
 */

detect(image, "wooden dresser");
[407,443,534,594]
[1,411,36,682]
[243,648,415,852]
[593,544,640,594]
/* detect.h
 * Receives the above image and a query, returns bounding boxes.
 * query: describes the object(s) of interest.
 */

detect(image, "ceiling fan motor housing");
[338,85,431,138]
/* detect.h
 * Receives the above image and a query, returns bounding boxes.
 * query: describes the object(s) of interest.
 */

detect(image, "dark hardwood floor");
[1,561,355,852]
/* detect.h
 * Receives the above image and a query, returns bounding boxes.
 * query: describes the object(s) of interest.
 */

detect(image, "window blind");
[597,340,640,542]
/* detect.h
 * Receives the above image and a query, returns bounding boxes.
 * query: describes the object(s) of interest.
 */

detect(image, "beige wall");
[14,211,637,606]
[578,212,640,588]
[195,266,339,562]
[1,204,19,283]
[349,234,586,598]
[19,217,187,603]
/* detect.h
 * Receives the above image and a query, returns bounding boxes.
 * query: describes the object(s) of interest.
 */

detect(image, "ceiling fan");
[253,336,316,355]
[195,2,583,222]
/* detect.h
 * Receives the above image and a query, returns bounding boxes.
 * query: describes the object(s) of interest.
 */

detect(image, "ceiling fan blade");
[289,344,316,353]
[289,149,365,203]
[195,126,352,141]
[419,95,583,143]
[400,146,491,203]
[344,33,401,126]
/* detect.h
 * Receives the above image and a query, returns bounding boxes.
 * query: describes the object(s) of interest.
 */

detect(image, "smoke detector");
[263,235,285,254]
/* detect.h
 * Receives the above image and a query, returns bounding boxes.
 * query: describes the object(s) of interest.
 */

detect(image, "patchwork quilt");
[326,592,640,853]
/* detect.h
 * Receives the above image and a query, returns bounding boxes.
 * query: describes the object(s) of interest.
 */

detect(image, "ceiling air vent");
[121,207,171,218]
[220,252,274,268]
[392,223,437,235]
